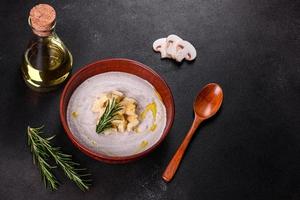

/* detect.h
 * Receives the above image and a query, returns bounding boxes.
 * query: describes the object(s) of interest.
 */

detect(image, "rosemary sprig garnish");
[27,126,91,191]
[96,98,122,134]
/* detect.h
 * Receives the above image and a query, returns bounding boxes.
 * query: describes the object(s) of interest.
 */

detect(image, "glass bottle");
[21,4,72,92]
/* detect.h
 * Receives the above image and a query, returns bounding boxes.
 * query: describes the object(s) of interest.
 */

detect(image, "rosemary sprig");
[96,98,122,134]
[27,126,59,190]
[27,126,91,191]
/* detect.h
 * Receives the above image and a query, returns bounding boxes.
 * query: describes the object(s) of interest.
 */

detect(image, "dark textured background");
[0,0,300,199]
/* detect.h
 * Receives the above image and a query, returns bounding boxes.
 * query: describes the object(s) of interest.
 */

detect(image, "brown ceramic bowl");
[60,58,174,163]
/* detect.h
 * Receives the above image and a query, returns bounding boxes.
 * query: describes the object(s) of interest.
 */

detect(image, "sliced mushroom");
[174,41,189,62]
[166,34,182,59]
[175,40,197,62]
[153,38,169,58]
[183,41,197,61]
[153,34,197,62]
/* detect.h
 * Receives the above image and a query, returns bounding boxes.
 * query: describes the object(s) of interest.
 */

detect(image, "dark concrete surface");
[0,0,299,199]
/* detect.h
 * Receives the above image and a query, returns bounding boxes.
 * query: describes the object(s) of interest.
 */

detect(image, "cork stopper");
[29,4,56,37]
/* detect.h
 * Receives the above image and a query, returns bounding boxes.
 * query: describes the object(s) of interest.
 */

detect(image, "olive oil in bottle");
[21,4,72,92]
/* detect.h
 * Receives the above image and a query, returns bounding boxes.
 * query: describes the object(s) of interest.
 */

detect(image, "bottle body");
[21,32,72,92]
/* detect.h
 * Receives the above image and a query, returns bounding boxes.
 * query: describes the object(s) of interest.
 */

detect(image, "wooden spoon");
[162,83,223,182]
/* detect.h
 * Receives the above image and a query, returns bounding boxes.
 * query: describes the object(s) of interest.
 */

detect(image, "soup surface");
[67,72,167,156]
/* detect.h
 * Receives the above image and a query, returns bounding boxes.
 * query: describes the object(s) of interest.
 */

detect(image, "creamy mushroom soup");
[67,72,167,157]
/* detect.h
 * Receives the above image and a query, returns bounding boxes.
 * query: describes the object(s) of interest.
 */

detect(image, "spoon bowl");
[194,83,223,119]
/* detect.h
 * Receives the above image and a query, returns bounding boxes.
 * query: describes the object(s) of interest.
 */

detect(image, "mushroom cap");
[176,40,197,61]
[166,34,182,42]
[153,38,166,51]
[166,34,183,59]
[153,38,169,58]
[185,41,197,61]
[171,40,188,62]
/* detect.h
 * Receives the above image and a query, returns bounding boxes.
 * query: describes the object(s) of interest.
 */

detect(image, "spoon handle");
[162,117,202,182]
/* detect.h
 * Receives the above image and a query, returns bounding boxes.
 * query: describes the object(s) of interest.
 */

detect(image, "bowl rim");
[60,58,175,163]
